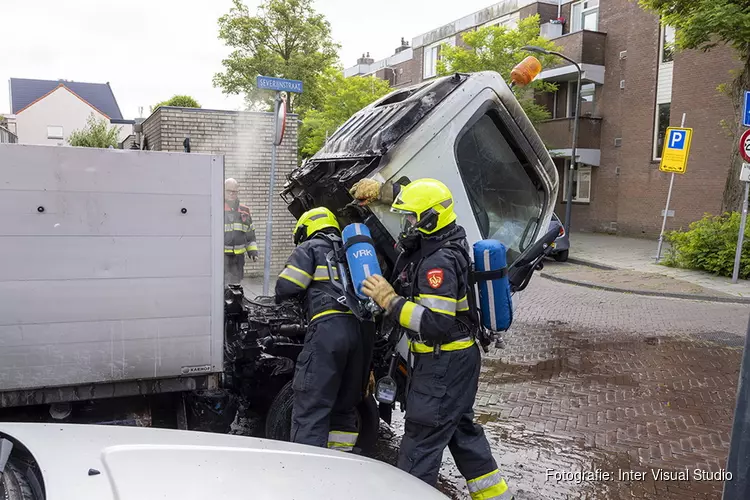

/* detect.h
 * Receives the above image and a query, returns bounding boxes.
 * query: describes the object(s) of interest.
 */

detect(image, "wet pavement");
[373,277,747,499]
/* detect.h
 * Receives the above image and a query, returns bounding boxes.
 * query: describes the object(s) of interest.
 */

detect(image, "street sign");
[256,76,303,94]
[661,209,674,217]
[741,163,750,182]
[741,129,750,163]
[659,127,693,174]
[743,90,750,128]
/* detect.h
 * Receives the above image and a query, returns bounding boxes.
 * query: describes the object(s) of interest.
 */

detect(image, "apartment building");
[345,0,738,237]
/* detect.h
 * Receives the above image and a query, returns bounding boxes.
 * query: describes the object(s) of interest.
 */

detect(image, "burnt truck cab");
[281,71,559,276]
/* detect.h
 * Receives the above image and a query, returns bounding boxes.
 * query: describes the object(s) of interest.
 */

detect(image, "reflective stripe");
[327,431,358,452]
[409,336,474,354]
[457,295,469,312]
[416,294,457,316]
[311,309,353,322]
[225,223,248,232]
[398,301,425,333]
[468,470,511,499]
[313,265,339,281]
[247,242,258,251]
[279,265,313,289]
[224,245,247,255]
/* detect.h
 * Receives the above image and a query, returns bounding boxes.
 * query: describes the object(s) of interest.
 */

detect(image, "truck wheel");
[265,380,380,456]
[1,460,36,500]
[553,250,569,262]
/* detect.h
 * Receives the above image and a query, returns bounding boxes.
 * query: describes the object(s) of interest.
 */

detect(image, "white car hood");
[0,423,448,500]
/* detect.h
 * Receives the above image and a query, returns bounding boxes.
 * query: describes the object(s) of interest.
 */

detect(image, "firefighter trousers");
[224,254,245,285]
[398,343,512,499]
[291,314,366,451]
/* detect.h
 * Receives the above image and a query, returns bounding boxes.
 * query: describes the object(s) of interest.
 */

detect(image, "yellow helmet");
[293,207,340,244]
[390,178,457,235]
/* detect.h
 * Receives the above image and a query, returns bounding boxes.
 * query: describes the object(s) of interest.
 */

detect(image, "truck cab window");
[455,110,543,261]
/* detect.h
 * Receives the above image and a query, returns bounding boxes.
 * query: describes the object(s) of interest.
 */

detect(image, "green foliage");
[662,212,750,279]
[299,68,392,157]
[152,95,201,111]
[638,0,750,55]
[437,15,560,123]
[214,0,339,116]
[67,114,121,149]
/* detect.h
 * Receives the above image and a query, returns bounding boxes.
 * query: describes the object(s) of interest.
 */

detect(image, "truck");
[0,70,558,497]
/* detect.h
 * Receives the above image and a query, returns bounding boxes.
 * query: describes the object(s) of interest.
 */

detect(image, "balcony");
[539,30,607,84]
[536,117,602,166]
[0,126,17,144]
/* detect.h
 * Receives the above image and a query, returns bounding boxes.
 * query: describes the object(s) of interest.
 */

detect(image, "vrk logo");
[426,268,444,289]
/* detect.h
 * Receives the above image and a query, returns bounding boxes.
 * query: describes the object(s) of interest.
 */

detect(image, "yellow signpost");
[659,127,693,174]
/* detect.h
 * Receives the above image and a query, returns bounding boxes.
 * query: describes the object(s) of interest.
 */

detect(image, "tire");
[265,380,380,456]
[553,249,569,262]
[0,460,36,500]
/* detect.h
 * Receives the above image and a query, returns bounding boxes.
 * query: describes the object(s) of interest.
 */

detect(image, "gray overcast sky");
[2,0,499,119]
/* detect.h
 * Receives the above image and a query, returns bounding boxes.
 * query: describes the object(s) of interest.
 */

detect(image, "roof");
[10,78,124,119]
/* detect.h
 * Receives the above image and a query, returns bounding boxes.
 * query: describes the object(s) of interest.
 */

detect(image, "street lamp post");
[521,45,582,235]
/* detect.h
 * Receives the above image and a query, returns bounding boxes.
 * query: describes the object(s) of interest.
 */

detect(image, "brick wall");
[141,107,299,277]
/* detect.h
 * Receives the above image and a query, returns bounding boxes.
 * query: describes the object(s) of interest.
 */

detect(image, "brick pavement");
[434,277,748,499]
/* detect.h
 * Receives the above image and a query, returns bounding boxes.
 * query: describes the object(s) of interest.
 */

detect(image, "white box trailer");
[0,144,225,407]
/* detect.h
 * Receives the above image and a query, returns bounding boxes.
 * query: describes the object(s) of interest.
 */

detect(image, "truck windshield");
[455,111,543,261]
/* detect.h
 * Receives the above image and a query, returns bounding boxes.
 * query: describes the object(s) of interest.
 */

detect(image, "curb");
[540,273,750,304]
[565,257,618,270]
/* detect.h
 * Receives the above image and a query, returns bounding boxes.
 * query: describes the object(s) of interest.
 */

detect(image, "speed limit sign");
[741,129,750,162]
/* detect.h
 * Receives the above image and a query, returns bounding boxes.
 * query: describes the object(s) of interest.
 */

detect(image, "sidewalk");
[541,232,750,302]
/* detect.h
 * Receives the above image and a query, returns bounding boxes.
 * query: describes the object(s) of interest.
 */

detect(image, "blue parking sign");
[668,129,687,150]
[743,90,750,128]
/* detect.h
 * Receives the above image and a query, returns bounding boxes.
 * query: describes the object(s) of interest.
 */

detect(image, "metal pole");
[262,92,281,295]
[655,113,686,262]
[655,173,675,262]
[732,181,749,284]
[722,313,750,500]
[564,64,582,235]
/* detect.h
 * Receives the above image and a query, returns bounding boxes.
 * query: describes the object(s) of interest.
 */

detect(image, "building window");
[47,126,63,140]
[567,82,595,117]
[653,103,671,159]
[563,161,592,203]
[423,37,455,79]
[571,0,599,32]
[660,24,676,63]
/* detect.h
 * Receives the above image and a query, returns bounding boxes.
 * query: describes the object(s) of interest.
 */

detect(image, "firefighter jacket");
[387,224,477,353]
[275,232,352,324]
[224,201,258,256]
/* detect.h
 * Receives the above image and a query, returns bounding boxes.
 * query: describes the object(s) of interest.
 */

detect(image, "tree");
[639,0,750,211]
[68,114,121,148]
[214,0,339,115]
[300,68,392,157]
[152,95,201,111]
[437,15,560,123]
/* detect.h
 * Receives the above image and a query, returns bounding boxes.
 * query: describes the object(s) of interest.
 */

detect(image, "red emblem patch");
[426,268,444,289]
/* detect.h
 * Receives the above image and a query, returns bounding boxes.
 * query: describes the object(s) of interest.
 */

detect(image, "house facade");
[8,78,133,146]
[345,0,738,237]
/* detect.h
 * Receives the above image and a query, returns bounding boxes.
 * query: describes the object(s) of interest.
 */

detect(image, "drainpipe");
[558,0,562,19]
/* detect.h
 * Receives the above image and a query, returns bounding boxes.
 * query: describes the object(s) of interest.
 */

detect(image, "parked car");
[0,423,448,500]
[547,213,570,262]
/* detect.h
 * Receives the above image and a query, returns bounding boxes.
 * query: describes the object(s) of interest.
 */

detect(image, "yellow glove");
[349,178,382,206]
[362,275,399,310]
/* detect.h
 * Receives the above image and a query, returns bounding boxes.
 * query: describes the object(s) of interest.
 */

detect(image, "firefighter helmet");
[390,178,457,235]
[293,207,340,245]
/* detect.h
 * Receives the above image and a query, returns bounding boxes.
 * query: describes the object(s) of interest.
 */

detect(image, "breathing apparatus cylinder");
[342,223,383,300]
[473,239,513,332]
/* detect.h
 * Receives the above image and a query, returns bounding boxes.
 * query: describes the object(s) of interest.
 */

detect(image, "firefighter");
[224,178,258,284]
[356,178,514,500]
[275,207,366,452]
